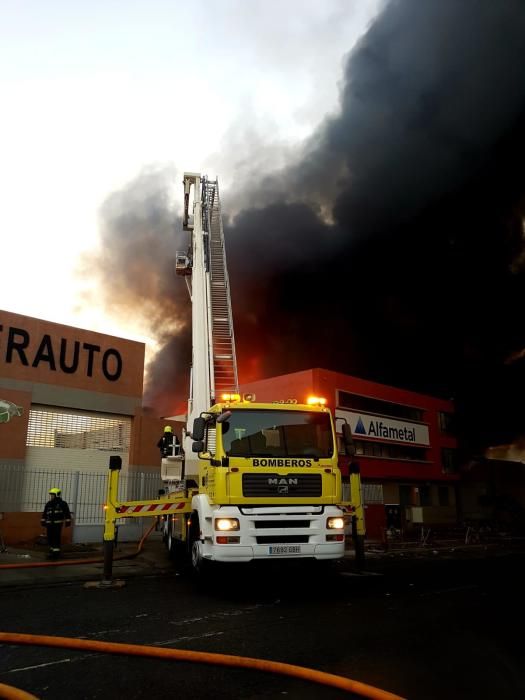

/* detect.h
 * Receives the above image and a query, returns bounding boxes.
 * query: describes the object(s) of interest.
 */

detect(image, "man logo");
[278,485,289,494]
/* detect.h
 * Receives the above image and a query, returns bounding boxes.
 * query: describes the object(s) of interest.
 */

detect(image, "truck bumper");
[207,542,345,563]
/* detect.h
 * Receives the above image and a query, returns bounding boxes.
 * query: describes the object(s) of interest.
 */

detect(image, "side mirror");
[217,410,232,424]
[192,440,204,453]
[342,423,356,457]
[192,417,206,442]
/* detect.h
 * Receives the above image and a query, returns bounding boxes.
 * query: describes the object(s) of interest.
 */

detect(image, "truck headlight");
[327,517,344,530]
[215,518,240,531]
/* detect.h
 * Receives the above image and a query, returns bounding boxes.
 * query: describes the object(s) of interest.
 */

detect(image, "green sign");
[0,400,23,423]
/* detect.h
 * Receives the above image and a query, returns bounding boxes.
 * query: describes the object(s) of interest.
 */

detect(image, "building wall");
[240,369,317,406]
[0,309,146,467]
[241,368,460,537]
[0,309,144,401]
[0,310,164,543]
[129,411,185,473]
[241,368,457,478]
[0,387,31,461]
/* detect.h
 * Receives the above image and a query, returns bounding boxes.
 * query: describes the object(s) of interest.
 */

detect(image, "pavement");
[2,531,524,589]
[0,532,173,588]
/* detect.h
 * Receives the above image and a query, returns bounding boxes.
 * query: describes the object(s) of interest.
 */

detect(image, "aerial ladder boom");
[176,173,238,482]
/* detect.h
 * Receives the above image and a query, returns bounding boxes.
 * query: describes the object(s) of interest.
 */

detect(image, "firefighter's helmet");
[49,487,61,496]
[164,425,173,433]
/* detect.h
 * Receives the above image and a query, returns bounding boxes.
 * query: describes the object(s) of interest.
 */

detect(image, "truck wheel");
[191,538,208,574]
[189,512,211,576]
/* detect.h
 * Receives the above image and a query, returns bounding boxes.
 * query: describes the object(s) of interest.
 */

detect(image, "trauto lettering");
[0,325,122,381]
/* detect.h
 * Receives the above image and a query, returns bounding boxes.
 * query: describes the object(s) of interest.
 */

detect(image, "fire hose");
[0,632,406,700]
[0,525,406,699]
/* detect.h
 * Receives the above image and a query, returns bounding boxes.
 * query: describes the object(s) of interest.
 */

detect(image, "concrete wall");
[1,512,72,547]
[129,411,184,473]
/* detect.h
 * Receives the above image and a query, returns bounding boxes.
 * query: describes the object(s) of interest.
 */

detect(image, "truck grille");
[242,473,322,498]
[256,535,309,544]
[254,520,310,529]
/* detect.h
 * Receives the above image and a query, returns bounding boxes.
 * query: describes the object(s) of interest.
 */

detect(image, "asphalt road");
[1,548,524,699]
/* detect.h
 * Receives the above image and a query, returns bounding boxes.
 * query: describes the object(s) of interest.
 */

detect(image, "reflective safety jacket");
[157,433,180,457]
[41,498,72,526]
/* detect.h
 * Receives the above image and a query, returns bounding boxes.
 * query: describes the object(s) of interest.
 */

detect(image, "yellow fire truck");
[103,173,365,576]
[161,392,364,573]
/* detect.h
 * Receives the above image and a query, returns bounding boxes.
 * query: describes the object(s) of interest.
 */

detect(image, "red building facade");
[241,368,459,540]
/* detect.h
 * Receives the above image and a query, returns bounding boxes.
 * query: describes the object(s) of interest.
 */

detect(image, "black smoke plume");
[85,1,525,449]
[226,0,525,450]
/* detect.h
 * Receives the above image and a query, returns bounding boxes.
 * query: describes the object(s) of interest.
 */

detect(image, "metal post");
[101,456,122,585]
[349,461,366,570]
[103,539,114,582]
[139,472,145,537]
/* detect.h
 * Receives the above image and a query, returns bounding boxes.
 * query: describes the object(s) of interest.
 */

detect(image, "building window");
[362,483,384,504]
[441,448,458,474]
[338,391,423,422]
[27,406,131,451]
[353,440,427,462]
[438,412,454,434]
[438,486,450,507]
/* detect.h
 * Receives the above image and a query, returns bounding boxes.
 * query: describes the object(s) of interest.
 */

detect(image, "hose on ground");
[0,683,39,700]
[0,632,405,700]
[0,520,156,570]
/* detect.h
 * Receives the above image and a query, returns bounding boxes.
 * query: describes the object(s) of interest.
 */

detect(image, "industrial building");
[240,369,459,540]
[0,309,180,544]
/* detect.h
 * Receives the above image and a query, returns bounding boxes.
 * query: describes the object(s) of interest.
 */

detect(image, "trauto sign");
[0,323,122,382]
[335,409,430,446]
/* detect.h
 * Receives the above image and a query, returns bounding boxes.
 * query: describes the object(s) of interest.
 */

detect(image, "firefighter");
[157,425,180,457]
[41,487,72,559]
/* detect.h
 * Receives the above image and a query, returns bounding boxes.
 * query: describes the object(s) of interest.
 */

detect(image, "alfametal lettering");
[252,459,312,467]
[0,325,122,382]
[367,420,416,442]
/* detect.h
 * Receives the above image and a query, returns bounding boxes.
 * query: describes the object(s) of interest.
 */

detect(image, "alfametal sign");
[335,409,430,446]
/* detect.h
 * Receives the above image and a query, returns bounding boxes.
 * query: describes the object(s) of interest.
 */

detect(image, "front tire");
[189,514,211,576]
[191,538,207,573]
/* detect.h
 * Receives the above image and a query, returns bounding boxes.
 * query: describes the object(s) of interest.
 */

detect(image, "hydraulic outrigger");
[101,456,192,584]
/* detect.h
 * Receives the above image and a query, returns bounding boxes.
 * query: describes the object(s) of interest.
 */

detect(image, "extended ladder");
[202,177,239,401]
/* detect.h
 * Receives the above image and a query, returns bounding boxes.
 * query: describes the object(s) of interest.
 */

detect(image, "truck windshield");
[221,409,333,459]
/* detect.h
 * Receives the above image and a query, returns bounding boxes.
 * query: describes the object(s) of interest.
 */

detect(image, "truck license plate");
[269,545,301,555]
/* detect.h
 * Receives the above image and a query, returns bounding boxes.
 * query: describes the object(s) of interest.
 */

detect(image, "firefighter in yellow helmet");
[41,488,72,559]
[157,425,180,457]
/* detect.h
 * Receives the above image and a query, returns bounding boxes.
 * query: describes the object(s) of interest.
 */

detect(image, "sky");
[1,0,382,341]
[3,0,525,451]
